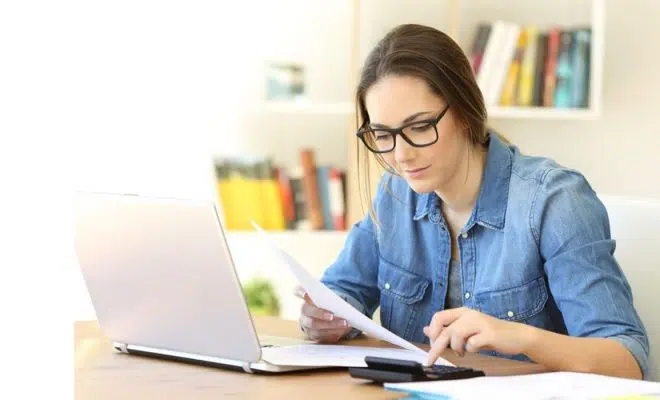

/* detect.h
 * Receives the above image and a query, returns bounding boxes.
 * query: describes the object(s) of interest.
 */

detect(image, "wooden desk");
[76,316,546,399]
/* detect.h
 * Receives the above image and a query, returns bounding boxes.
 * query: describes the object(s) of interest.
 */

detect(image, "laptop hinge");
[241,362,253,373]
[113,342,128,353]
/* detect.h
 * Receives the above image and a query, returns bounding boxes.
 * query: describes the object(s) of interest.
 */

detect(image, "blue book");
[316,166,333,230]
[571,29,591,108]
[554,30,574,107]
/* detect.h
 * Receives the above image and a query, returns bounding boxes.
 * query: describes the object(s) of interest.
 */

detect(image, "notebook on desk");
[72,191,344,373]
[384,371,660,399]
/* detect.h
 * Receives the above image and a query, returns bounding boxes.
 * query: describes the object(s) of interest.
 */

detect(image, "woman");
[296,24,649,379]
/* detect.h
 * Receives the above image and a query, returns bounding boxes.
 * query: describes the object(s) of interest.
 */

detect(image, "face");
[364,74,467,194]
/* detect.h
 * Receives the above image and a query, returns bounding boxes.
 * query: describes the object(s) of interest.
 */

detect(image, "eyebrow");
[369,111,431,129]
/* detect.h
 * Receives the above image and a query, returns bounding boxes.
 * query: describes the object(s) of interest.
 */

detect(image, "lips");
[404,166,430,174]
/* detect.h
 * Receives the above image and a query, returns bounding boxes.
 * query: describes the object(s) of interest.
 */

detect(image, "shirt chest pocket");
[474,276,549,322]
[377,258,431,342]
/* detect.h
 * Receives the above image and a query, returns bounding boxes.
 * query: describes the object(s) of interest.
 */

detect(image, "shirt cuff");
[609,334,650,379]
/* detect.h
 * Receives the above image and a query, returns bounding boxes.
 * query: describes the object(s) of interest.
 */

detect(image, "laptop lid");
[73,191,262,364]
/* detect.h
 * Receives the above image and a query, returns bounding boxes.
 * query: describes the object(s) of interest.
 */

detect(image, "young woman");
[296,24,649,379]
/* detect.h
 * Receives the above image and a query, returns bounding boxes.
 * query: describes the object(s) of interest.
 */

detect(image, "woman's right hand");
[295,286,352,343]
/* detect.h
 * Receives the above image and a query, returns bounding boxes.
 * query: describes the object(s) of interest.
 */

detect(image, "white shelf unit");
[488,106,598,120]
[450,0,605,120]
[225,230,349,321]
[254,101,354,116]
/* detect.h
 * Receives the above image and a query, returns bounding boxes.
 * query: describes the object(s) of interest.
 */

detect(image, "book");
[499,26,527,106]
[543,27,561,107]
[516,25,539,106]
[300,149,324,230]
[469,23,492,75]
[554,30,574,107]
[571,28,592,108]
[532,32,548,106]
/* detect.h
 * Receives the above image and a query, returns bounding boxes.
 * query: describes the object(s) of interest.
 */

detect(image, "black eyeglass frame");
[356,103,451,154]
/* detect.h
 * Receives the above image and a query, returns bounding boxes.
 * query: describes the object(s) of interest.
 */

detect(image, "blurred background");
[4,0,657,327]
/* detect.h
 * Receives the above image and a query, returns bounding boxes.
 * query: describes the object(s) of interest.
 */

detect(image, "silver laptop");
[73,191,320,373]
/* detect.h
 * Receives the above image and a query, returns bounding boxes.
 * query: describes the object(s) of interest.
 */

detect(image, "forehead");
[364,74,443,126]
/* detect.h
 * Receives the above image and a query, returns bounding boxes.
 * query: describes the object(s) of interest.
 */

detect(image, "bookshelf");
[254,101,353,116]
[454,0,605,120]
[488,106,598,120]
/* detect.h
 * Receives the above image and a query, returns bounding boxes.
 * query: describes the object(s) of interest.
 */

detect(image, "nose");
[393,135,415,165]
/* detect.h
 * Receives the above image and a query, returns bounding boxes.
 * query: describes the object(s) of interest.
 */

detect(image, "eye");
[372,130,391,140]
[408,122,433,132]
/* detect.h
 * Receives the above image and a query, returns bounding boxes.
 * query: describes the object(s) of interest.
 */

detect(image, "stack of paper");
[262,345,445,368]
[384,371,660,399]
[251,222,453,367]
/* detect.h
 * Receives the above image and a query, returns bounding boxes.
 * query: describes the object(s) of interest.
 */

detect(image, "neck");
[435,143,487,215]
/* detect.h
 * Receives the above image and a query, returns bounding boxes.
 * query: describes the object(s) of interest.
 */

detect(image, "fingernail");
[325,312,334,321]
[341,320,348,327]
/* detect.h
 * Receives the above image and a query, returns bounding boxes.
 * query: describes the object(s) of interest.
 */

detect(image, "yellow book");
[235,160,266,230]
[215,160,239,230]
[516,25,539,106]
[499,28,527,106]
[257,160,286,231]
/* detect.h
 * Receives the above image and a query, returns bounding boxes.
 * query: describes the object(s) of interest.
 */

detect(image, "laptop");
[73,190,324,373]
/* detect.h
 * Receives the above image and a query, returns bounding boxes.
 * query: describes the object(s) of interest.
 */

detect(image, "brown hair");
[355,23,494,223]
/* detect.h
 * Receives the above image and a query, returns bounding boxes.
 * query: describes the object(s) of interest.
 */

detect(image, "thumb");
[294,285,313,304]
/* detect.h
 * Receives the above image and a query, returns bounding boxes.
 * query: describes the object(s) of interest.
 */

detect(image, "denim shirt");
[320,133,649,377]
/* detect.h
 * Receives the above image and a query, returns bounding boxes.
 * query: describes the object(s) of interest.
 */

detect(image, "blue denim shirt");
[321,133,649,377]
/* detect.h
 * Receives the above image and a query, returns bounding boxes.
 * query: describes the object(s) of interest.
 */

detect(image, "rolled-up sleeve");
[609,334,650,378]
[320,217,381,320]
[533,168,650,378]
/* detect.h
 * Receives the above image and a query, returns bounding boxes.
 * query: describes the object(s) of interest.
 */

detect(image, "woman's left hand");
[423,307,533,366]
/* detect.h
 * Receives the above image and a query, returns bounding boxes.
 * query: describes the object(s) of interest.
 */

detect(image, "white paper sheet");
[251,222,452,366]
[261,344,444,367]
[385,371,660,400]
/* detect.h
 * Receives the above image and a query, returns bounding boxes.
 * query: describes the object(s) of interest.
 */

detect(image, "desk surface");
[76,316,546,399]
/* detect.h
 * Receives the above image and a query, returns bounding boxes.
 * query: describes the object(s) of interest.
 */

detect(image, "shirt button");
[464,292,471,300]
[461,232,468,239]
[507,311,514,318]
[384,283,391,290]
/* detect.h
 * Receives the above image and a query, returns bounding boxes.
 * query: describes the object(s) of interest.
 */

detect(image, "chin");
[405,179,437,194]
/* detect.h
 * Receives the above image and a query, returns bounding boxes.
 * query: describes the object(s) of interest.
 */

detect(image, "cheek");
[381,153,396,167]
[434,127,461,158]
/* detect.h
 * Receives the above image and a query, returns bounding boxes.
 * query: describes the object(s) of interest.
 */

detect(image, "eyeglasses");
[356,103,451,154]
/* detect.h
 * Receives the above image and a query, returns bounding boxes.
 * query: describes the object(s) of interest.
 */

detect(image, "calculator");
[349,356,485,383]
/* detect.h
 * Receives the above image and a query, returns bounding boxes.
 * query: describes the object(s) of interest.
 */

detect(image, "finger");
[465,332,493,353]
[424,329,451,366]
[450,329,468,357]
[306,327,351,343]
[294,286,313,304]
[423,325,444,345]
[425,308,464,342]
[301,302,334,321]
[300,315,349,330]
[449,323,480,357]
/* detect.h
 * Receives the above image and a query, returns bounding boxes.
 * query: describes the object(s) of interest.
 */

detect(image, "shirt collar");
[413,133,512,230]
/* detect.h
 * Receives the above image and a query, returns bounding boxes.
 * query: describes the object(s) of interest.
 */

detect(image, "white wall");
[66,1,356,321]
